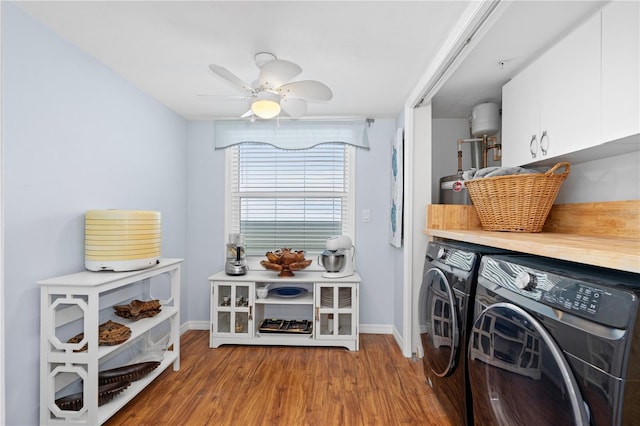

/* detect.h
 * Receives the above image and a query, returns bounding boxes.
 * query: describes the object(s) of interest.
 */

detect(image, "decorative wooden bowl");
[260,248,312,277]
[113,299,161,320]
[55,380,131,411]
[67,320,132,352]
[98,361,161,385]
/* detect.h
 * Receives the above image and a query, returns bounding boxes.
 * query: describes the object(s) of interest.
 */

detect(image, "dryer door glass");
[419,267,460,377]
[468,302,590,425]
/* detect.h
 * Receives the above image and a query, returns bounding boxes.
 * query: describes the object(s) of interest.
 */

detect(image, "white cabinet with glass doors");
[209,271,360,351]
[315,283,358,343]
[211,281,254,339]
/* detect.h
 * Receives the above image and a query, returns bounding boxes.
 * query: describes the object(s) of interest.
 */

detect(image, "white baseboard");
[181,320,209,334]
[182,321,397,335]
[179,322,410,356]
[391,325,405,354]
[358,324,393,334]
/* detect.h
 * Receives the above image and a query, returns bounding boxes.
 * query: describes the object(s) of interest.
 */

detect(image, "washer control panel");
[543,282,605,316]
[479,255,635,328]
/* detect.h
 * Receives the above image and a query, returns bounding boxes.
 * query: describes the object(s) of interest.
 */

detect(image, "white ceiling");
[432,0,606,118]
[15,1,605,122]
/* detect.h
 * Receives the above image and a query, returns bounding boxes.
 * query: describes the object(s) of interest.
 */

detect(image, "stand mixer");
[318,235,355,278]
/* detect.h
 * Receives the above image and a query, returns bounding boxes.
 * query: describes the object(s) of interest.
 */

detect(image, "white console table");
[38,258,182,425]
[208,270,361,351]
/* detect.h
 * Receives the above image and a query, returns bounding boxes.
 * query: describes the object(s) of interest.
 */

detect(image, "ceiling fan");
[206,52,333,120]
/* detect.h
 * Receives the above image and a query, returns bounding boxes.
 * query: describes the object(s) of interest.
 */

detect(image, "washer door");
[468,303,590,425]
[419,267,460,377]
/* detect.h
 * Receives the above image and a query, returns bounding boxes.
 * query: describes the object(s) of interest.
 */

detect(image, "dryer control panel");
[427,243,476,273]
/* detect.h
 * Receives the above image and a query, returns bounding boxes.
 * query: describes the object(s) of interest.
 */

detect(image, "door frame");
[402,0,508,357]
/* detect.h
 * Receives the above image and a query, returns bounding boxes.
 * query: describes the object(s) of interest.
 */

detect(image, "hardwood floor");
[106,331,453,425]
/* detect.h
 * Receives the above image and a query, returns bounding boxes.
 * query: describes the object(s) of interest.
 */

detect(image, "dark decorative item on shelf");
[98,361,161,385]
[67,320,132,352]
[235,296,249,307]
[258,318,313,334]
[55,380,131,411]
[113,299,161,320]
[269,287,308,298]
[260,248,312,277]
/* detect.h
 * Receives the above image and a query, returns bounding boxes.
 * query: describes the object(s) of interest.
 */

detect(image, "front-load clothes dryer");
[468,255,640,425]
[418,240,510,426]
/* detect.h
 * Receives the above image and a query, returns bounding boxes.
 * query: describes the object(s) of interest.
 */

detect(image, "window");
[226,143,355,258]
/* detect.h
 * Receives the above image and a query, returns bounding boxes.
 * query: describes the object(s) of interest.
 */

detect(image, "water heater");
[470,102,500,137]
[85,209,161,272]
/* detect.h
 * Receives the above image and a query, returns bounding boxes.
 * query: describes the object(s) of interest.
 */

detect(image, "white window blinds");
[228,143,353,256]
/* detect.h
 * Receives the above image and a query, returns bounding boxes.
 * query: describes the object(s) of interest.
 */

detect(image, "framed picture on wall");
[389,128,403,247]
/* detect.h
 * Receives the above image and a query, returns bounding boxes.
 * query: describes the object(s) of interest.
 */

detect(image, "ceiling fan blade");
[240,109,253,118]
[208,64,254,93]
[278,80,333,101]
[280,98,307,118]
[258,59,302,90]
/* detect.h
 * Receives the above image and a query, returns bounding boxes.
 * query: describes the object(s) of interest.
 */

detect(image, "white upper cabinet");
[501,63,541,167]
[502,11,601,167]
[538,13,601,157]
[601,1,640,143]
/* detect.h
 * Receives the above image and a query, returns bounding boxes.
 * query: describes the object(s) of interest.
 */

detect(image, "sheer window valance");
[214,119,370,150]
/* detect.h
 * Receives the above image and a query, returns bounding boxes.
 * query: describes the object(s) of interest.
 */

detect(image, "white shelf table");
[38,258,182,425]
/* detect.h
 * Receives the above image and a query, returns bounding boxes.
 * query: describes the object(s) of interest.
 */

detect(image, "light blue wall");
[3,4,404,424]
[392,112,405,336]
[184,120,399,327]
[554,151,640,203]
[2,4,188,424]
[354,119,397,326]
[185,122,225,322]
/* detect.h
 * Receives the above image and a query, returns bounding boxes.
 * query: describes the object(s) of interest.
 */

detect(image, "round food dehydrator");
[85,210,161,271]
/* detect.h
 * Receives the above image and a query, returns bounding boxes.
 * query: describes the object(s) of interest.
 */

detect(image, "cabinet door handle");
[529,134,538,158]
[248,305,252,320]
[315,307,319,322]
[540,131,549,156]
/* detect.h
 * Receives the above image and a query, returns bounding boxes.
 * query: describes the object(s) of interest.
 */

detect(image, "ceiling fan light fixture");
[251,92,281,119]
[252,99,280,119]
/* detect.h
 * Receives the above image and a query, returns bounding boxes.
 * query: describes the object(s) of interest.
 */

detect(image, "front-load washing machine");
[418,240,510,426]
[469,254,640,425]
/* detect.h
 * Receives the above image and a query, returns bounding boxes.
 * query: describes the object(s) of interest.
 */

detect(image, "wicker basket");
[465,162,570,232]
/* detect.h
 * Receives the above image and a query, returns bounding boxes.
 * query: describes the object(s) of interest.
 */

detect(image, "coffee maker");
[225,233,247,275]
[318,235,355,278]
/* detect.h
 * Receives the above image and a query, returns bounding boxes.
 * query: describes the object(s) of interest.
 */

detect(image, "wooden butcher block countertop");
[424,201,640,274]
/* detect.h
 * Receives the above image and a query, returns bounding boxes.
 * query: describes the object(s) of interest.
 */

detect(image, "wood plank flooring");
[106,331,453,425]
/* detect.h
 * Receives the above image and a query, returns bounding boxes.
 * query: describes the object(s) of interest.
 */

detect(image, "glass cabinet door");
[214,282,253,337]
[316,284,356,338]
